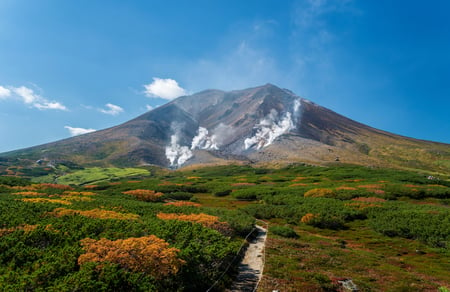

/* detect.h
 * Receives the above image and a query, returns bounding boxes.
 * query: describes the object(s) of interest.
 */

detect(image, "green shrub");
[269,226,298,238]
[163,192,193,201]
[305,214,347,230]
[214,189,232,197]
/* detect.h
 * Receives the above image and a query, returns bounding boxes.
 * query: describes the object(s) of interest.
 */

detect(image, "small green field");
[33,167,150,185]
[0,164,449,291]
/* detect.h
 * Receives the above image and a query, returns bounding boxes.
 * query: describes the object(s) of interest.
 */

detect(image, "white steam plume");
[165,123,193,167]
[244,99,301,150]
[191,127,219,150]
[191,123,234,150]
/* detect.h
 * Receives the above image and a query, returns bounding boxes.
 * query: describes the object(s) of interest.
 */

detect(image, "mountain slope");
[1,84,449,173]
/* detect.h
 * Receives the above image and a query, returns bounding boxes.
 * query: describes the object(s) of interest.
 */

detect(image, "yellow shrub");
[122,189,164,202]
[19,198,71,205]
[78,235,184,278]
[303,188,334,198]
[301,213,316,224]
[50,208,139,220]
[157,212,231,235]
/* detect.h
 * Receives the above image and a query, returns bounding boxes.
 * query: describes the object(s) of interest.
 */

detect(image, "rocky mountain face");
[2,84,450,173]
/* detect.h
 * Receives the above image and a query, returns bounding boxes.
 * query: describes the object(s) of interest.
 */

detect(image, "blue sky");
[1,0,449,152]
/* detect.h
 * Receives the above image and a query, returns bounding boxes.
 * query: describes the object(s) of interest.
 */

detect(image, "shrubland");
[0,164,449,291]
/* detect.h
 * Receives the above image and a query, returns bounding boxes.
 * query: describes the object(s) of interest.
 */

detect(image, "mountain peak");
[2,85,449,172]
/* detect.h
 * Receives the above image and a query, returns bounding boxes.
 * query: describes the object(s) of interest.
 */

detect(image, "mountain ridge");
[1,84,449,173]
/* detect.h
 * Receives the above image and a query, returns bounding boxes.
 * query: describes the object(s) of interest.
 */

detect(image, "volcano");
[2,84,450,173]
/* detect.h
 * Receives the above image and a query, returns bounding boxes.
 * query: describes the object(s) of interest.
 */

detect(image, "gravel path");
[228,225,267,292]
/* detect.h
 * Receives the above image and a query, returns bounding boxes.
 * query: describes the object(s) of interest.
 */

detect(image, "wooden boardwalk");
[228,225,267,292]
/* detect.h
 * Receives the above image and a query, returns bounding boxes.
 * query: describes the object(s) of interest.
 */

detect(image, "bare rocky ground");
[228,225,267,292]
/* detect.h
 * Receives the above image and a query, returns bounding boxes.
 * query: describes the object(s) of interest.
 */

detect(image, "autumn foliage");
[0,224,38,236]
[230,182,256,187]
[36,183,74,191]
[122,189,164,202]
[63,191,96,196]
[78,235,184,279]
[50,208,139,220]
[157,212,232,235]
[301,213,316,224]
[19,198,72,205]
[164,201,201,207]
[304,188,334,198]
[346,197,386,210]
[13,191,46,196]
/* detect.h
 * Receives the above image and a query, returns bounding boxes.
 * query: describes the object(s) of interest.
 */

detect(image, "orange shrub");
[36,183,74,190]
[230,182,256,186]
[357,184,382,189]
[63,191,96,196]
[335,186,357,191]
[369,189,385,195]
[404,184,422,188]
[0,224,38,236]
[304,188,334,198]
[63,196,94,202]
[122,189,164,202]
[301,213,316,224]
[164,201,201,207]
[351,197,386,203]
[346,202,382,210]
[158,181,183,186]
[289,183,308,187]
[157,212,231,235]
[9,185,38,191]
[0,227,16,237]
[346,197,385,210]
[19,198,71,205]
[50,208,139,220]
[78,235,184,278]
[13,191,46,196]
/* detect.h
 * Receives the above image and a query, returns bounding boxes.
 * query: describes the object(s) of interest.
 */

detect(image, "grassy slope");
[32,167,150,185]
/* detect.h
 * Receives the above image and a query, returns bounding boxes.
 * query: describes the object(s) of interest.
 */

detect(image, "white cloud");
[34,102,68,111]
[5,85,68,110]
[144,78,187,100]
[64,126,96,136]
[145,104,154,111]
[100,103,124,115]
[0,86,11,98]
[13,86,38,104]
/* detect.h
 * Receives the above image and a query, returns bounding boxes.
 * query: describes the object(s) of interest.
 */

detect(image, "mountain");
[1,84,450,173]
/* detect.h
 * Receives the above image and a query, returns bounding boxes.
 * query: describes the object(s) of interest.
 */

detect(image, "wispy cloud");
[144,78,187,100]
[34,101,67,110]
[99,103,124,115]
[179,1,359,97]
[0,86,11,98]
[294,0,356,30]
[145,104,154,111]
[184,40,281,91]
[64,126,96,136]
[0,85,68,110]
